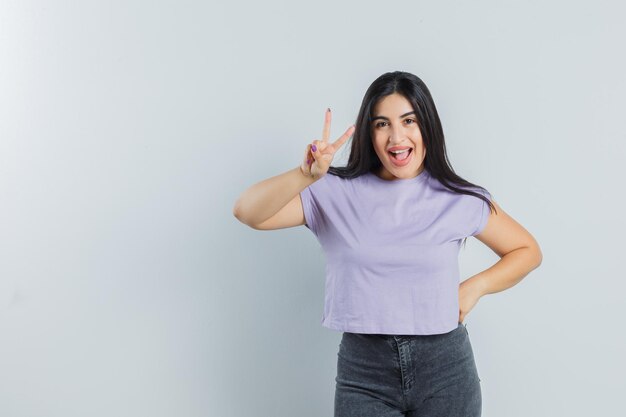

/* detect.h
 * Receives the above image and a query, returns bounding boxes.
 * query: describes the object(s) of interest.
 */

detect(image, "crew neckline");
[367,168,430,185]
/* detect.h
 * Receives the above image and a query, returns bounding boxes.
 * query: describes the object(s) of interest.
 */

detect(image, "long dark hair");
[327,71,496,246]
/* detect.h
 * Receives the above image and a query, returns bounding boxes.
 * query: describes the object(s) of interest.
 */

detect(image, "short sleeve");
[471,188,492,236]
[300,186,320,237]
[300,174,338,239]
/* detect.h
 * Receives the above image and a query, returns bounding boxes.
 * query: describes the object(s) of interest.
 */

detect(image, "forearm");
[233,166,317,226]
[468,247,543,297]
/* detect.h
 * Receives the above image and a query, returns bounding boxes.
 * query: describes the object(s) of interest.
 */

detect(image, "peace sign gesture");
[300,108,355,179]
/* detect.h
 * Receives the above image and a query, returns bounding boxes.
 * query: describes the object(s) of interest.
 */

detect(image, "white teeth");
[389,149,409,154]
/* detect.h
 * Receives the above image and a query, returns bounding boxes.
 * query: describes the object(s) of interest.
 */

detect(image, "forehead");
[373,93,413,115]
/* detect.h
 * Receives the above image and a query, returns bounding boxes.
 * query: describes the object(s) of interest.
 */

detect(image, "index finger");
[322,108,331,142]
[332,125,355,150]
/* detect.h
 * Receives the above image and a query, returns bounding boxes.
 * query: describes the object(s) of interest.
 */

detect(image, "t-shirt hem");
[321,318,459,336]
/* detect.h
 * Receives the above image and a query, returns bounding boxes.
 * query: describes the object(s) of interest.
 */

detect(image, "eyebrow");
[371,111,416,122]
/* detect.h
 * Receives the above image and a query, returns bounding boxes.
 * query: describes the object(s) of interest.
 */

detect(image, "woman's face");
[370,93,426,181]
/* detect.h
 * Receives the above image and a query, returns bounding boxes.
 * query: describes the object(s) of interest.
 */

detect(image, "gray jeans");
[334,322,482,417]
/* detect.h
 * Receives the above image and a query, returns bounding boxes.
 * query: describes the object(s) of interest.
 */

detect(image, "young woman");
[233,71,542,417]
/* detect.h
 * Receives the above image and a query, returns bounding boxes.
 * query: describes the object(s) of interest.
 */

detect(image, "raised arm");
[233,108,354,230]
[233,166,315,230]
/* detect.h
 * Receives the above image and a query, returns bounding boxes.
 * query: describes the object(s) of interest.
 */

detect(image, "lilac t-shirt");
[299,169,491,335]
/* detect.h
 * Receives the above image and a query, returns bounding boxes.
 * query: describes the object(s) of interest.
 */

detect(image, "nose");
[389,123,407,144]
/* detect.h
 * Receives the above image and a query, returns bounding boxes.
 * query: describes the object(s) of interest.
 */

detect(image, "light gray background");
[1,0,624,416]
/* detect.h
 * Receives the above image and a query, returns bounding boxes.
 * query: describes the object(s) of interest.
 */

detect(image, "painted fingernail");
[307,158,311,164]
[311,144,317,152]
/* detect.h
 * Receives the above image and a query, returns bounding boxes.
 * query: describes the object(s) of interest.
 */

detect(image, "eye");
[405,118,416,124]
[375,121,388,128]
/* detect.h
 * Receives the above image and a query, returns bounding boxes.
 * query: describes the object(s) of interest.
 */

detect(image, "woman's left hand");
[458,278,484,323]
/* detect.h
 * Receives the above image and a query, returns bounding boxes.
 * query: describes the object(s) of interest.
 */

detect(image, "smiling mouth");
[388,148,412,161]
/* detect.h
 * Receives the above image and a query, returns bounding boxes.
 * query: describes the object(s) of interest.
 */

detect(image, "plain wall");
[1,0,624,416]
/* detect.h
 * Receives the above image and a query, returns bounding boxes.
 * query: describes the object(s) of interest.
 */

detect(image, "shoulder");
[315,171,365,187]
[303,172,344,198]
[428,176,490,200]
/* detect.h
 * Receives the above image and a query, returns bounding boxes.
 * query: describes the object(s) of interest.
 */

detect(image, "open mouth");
[388,148,413,162]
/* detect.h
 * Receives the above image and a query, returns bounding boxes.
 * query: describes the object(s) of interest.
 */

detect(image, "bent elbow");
[232,201,249,225]
[233,203,260,230]
[532,246,543,268]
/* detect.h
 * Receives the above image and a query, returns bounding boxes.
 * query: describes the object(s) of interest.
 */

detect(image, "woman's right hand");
[300,108,355,179]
